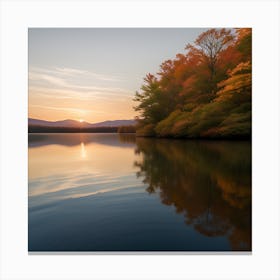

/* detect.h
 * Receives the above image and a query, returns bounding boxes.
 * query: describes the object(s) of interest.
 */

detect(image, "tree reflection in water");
[130,137,251,251]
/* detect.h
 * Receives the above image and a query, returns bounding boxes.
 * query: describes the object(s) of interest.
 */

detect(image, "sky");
[28,28,207,123]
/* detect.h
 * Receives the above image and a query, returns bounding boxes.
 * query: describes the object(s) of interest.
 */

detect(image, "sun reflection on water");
[80,142,87,159]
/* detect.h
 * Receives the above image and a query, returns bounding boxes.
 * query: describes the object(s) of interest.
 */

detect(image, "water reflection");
[80,142,87,159]
[28,133,135,148]
[29,133,251,251]
[133,138,251,250]
[28,134,139,203]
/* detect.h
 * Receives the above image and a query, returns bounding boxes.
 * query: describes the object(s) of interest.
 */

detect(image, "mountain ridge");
[28,118,136,128]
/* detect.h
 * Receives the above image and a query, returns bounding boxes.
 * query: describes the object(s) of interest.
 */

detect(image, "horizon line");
[28,117,137,123]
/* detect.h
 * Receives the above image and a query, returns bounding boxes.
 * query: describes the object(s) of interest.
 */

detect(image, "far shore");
[28,127,251,141]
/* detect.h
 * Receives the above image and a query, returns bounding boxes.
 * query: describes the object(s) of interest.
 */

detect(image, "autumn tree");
[134,28,252,139]
[186,28,234,94]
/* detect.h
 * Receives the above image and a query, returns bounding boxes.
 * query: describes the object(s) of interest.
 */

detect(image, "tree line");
[117,125,136,133]
[28,125,119,133]
[134,28,251,139]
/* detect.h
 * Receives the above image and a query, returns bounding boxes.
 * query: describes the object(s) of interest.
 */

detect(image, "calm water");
[28,133,251,252]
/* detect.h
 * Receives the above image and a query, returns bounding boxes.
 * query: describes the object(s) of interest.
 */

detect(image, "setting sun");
[79,119,84,123]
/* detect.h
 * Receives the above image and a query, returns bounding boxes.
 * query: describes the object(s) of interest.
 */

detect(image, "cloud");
[29,66,124,83]
[29,66,132,99]
[55,67,123,82]
[29,85,132,102]
[29,104,95,114]
[55,67,87,75]
[29,71,69,88]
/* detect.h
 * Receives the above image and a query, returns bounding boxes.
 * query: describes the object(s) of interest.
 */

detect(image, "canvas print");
[28,28,252,252]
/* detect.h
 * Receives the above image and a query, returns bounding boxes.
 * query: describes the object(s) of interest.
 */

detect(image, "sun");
[79,119,84,123]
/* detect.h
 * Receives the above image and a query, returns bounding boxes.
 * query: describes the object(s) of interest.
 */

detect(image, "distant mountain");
[28,118,136,128]
[28,118,91,128]
[91,119,136,127]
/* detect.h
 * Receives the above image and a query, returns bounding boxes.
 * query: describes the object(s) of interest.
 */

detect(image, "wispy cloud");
[29,104,97,114]
[29,66,124,83]
[29,72,69,87]
[29,85,132,101]
[55,67,87,76]
[55,67,123,82]
[29,67,131,99]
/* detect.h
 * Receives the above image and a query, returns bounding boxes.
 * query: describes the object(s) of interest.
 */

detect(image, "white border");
[1,0,279,279]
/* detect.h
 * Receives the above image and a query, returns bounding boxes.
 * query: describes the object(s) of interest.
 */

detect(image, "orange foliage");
[134,28,251,139]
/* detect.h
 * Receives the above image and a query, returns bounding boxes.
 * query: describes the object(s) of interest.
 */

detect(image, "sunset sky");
[28,28,207,123]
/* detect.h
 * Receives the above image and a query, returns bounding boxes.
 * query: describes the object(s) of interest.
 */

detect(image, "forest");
[134,28,251,139]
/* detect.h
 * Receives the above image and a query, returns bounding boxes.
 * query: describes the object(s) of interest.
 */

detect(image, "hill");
[28,118,136,128]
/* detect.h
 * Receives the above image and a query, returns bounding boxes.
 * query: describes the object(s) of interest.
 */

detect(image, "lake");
[28,133,251,252]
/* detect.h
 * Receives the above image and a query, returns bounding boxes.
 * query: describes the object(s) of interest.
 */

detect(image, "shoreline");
[28,131,251,141]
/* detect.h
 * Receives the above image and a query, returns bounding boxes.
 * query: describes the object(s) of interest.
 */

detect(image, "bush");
[136,124,156,137]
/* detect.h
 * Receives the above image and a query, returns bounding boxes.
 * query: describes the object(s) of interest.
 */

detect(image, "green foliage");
[218,111,251,137]
[134,74,173,125]
[155,110,182,137]
[117,125,136,133]
[135,124,156,137]
[134,28,252,139]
